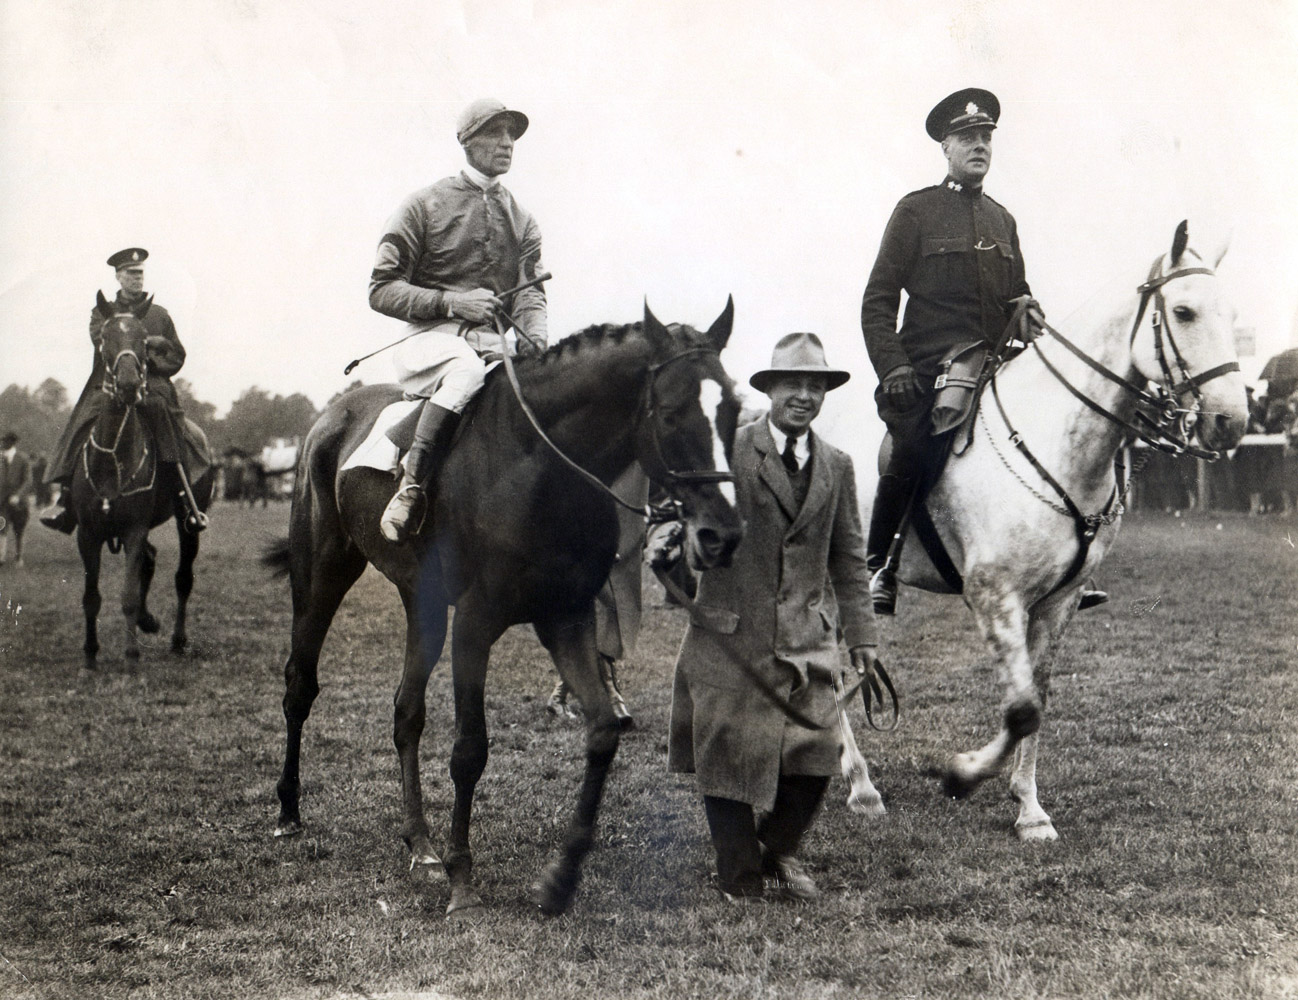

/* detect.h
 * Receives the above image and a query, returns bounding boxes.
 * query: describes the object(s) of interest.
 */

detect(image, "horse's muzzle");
[685,521,741,571]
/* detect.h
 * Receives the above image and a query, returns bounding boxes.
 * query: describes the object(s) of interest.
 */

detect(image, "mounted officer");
[369,97,548,544]
[859,88,1106,614]
[40,248,209,533]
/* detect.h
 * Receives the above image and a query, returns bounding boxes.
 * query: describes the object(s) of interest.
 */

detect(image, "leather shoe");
[39,504,76,534]
[762,854,819,902]
[1078,589,1109,610]
[869,566,897,616]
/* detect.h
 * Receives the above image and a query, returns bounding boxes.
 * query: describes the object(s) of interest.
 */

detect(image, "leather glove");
[443,288,501,325]
[881,364,925,409]
[1008,295,1046,343]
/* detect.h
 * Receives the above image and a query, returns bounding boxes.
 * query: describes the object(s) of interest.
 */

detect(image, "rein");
[496,316,735,515]
[83,406,156,506]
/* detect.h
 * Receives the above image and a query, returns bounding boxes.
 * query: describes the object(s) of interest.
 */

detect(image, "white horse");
[869,221,1247,840]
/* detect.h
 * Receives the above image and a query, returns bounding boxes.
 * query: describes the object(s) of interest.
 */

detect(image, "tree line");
[0,378,363,463]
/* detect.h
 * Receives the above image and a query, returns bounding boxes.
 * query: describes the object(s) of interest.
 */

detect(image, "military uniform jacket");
[861,178,1031,379]
[668,419,877,812]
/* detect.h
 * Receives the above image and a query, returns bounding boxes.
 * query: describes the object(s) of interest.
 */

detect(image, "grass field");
[1,501,1296,1000]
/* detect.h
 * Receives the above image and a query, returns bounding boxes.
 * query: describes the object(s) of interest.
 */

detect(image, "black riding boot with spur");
[380,402,460,544]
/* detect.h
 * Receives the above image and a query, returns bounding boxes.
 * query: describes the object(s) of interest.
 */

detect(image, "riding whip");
[343,271,552,375]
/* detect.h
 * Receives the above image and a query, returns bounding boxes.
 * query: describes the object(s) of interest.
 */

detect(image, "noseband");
[1029,256,1239,461]
[99,322,149,404]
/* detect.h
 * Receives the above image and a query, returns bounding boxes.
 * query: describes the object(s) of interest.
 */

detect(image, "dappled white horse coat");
[668,418,877,812]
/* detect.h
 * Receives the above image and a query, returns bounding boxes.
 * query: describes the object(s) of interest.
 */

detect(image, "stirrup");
[1078,589,1109,611]
[380,482,428,543]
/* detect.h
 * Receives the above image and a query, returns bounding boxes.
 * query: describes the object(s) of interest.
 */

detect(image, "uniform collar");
[462,165,502,191]
[767,419,810,469]
[943,175,983,197]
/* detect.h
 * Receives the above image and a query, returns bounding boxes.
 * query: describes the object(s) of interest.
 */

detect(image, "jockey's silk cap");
[456,98,529,143]
[107,247,148,270]
[749,332,851,393]
[926,88,1000,141]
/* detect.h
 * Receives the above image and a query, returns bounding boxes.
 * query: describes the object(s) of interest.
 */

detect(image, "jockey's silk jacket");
[368,171,548,345]
[860,177,1030,380]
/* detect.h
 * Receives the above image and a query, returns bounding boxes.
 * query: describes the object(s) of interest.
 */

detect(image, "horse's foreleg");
[118,529,154,661]
[275,544,365,839]
[532,610,621,915]
[77,529,102,669]
[396,580,448,875]
[947,574,1040,799]
[442,600,500,916]
[137,541,160,635]
[171,523,199,653]
[834,676,885,818]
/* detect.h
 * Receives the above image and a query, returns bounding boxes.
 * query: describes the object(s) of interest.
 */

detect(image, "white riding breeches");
[392,320,491,413]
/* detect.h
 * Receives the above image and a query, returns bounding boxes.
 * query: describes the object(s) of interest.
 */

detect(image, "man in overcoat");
[0,431,32,566]
[668,332,880,901]
[40,248,209,533]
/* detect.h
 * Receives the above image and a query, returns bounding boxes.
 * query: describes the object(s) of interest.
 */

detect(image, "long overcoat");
[668,418,876,812]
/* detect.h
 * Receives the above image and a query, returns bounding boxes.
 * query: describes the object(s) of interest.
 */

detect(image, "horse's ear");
[643,299,672,351]
[1170,220,1189,266]
[1202,229,1232,269]
[133,294,154,319]
[705,295,734,352]
[96,290,111,315]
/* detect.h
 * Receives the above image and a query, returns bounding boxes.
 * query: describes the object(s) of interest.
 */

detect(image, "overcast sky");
[2,0,1296,465]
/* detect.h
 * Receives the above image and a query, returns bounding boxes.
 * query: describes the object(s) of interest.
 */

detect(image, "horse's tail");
[261,537,292,579]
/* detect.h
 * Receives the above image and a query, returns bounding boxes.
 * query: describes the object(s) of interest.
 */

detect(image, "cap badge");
[965,102,980,116]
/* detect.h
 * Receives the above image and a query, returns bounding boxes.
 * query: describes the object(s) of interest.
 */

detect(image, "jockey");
[40,248,209,534]
[369,97,548,543]
[859,89,1105,614]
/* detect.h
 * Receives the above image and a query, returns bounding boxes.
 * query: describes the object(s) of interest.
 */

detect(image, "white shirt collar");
[2,447,15,461]
[462,164,501,190]
[767,419,810,469]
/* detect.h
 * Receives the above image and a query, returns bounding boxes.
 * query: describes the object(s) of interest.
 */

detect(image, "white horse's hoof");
[847,792,886,818]
[1015,819,1058,842]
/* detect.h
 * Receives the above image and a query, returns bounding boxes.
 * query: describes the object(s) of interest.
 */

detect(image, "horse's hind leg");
[171,519,199,652]
[137,540,161,634]
[945,575,1040,800]
[395,580,448,874]
[532,609,621,915]
[275,541,366,838]
[77,529,103,669]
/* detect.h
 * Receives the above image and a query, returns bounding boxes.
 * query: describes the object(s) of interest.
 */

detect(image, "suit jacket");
[1,449,32,506]
[668,418,876,811]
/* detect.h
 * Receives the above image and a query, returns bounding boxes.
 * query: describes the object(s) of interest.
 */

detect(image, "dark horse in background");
[73,292,213,668]
[264,301,745,915]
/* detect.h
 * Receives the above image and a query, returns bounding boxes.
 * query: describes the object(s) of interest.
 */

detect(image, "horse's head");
[94,290,152,406]
[1128,222,1247,454]
[639,297,744,570]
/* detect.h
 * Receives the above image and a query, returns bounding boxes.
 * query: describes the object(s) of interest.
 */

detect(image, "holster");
[930,342,989,437]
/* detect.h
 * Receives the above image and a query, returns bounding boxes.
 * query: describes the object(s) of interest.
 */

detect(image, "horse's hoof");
[612,705,635,731]
[446,888,484,916]
[83,658,98,671]
[137,613,161,635]
[171,635,187,654]
[409,851,444,872]
[274,821,303,838]
[534,861,577,916]
[942,768,979,800]
[1015,819,1059,843]
[847,791,886,818]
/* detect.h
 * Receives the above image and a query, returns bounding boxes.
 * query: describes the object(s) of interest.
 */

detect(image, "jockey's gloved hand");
[443,288,502,325]
[881,364,925,409]
[1008,295,1046,342]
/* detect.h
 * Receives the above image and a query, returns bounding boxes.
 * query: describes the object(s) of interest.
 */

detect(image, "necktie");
[781,436,799,474]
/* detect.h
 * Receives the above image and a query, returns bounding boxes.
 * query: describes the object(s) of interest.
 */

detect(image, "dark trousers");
[867,384,942,570]
[703,774,829,894]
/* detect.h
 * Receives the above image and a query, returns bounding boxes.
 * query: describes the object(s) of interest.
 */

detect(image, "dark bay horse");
[888,222,1246,840]
[73,292,213,668]
[263,301,744,914]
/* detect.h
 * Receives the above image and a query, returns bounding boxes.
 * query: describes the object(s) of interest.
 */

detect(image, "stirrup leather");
[380,482,428,543]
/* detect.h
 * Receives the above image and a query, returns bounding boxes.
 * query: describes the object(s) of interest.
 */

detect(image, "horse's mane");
[516,321,645,370]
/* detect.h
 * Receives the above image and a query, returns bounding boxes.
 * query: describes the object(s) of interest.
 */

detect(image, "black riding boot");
[865,473,914,615]
[38,485,76,534]
[380,402,460,544]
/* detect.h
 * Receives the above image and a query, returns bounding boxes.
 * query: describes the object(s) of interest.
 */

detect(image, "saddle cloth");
[341,400,421,476]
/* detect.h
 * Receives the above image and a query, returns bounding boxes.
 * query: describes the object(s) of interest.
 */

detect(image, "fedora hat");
[749,332,850,393]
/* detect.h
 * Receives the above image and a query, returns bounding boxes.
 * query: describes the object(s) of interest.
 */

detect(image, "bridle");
[980,253,1239,601]
[98,319,149,406]
[1027,255,1239,462]
[498,321,736,515]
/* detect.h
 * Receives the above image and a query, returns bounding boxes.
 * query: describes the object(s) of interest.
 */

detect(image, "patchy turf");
[0,502,1295,999]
